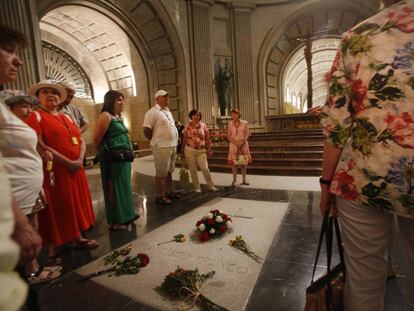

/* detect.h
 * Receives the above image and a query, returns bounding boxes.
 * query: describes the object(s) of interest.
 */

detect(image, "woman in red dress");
[26,80,98,264]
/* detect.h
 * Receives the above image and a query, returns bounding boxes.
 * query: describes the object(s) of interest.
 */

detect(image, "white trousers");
[184,146,214,190]
[337,196,414,311]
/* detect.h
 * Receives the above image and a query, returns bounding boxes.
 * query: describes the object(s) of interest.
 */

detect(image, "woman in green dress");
[93,90,135,231]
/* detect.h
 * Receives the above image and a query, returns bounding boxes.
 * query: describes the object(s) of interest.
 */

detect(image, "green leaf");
[335,96,347,108]
[351,119,378,156]
[362,168,382,181]
[369,73,389,91]
[367,198,393,210]
[368,63,389,71]
[362,182,382,198]
[375,87,404,101]
[353,23,380,35]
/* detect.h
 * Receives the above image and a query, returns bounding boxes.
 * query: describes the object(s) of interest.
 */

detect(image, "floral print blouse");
[320,0,414,218]
[183,121,209,149]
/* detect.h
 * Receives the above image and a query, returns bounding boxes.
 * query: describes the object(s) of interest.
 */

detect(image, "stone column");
[188,0,215,124]
[228,2,256,123]
[0,0,45,90]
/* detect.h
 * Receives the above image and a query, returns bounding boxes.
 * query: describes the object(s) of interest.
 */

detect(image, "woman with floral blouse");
[182,109,218,193]
[320,0,414,310]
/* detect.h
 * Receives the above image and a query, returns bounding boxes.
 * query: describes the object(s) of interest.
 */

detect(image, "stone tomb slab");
[77,198,288,311]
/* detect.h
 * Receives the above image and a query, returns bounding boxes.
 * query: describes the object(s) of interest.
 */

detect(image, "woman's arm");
[227,123,237,144]
[93,112,111,148]
[78,137,86,161]
[320,140,343,215]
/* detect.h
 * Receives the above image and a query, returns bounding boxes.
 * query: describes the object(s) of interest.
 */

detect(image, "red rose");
[196,220,202,227]
[223,214,228,221]
[211,209,219,213]
[219,224,227,233]
[199,231,210,242]
[331,170,359,201]
[137,253,150,267]
[207,218,215,225]
[387,7,414,33]
[351,79,367,114]
[385,112,414,148]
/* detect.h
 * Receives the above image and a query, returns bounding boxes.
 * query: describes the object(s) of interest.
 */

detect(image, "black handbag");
[103,148,134,163]
[102,121,134,163]
[304,213,345,311]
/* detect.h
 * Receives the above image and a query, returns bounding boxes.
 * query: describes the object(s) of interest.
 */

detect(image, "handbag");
[102,122,134,163]
[304,213,345,311]
[103,148,134,163]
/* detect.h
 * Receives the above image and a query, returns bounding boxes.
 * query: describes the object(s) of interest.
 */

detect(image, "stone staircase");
[209,129,324,176]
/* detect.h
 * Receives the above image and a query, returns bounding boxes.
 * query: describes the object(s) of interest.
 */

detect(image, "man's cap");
[59,81,76,92]
[0,89,37,106]
[154,89,168,99]
[28,79,67,103]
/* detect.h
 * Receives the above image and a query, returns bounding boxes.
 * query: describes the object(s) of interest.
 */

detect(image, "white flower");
[206,213,214,219]
[215,216,223,223]
[209,228,215,235]
[198,224,206,231]
[226,220,232,228]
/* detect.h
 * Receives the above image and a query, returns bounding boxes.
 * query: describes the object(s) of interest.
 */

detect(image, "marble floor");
[31,159,407,311]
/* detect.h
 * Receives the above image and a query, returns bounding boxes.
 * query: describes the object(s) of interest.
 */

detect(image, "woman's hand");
[320,185,337,217]
[207,148,212,159]
[66,159,82,173]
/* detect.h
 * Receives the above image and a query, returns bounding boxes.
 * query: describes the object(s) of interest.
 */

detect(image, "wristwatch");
[319,177,331,186]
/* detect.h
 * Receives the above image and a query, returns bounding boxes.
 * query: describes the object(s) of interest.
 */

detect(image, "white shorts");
[151,145,177,177]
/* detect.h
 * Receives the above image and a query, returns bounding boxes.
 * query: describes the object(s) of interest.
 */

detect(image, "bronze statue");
[214,58,233,116]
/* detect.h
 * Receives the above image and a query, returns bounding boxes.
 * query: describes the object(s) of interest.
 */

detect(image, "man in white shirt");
[143,90,181,205]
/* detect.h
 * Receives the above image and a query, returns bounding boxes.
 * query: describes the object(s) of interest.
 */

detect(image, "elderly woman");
[320,0,414,309]
[26,80,97,265]
[93,90,136,231]
[227,109,251,187]
[182,109,218,193]
[0,89,61,284]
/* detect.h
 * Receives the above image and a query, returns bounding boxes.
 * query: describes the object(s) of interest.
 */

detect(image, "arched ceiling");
[260,0,378,115]
[37,0,188,116]
[283,37,341,111]
[40,5,137,102]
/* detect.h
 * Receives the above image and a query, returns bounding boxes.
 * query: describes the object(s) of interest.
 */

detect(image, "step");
[211,150,323,159]
[209,157,322,167]
[208,163,321,176]
[212,145,324,152]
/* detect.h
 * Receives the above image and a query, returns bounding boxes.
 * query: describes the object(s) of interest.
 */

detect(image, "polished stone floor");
[31,170,407,311]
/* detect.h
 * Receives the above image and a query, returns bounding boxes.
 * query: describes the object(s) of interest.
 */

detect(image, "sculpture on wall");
[214,57,233,116]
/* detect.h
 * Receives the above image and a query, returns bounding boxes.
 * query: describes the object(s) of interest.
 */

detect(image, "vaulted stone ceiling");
[40,5,137,102]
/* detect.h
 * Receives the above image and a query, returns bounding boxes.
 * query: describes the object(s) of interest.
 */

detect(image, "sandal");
[27,266,61,285]
[241,181,250,185]
[45,255,62,267]
[155,196,173,205]
[108,224,128,231]
[165,191,183,199]
[75,239,99,249]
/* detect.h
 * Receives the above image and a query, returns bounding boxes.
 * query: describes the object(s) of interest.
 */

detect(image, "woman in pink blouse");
[227,109,252,186]
[182,109,218,193]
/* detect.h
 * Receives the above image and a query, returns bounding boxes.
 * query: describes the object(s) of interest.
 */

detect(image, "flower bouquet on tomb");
[195,210,232,242]
[78,244,149,282]
[229,235,263,263]
[157,267,229,311]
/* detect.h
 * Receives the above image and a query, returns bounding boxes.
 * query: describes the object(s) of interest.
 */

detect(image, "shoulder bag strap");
[310,212,329,283]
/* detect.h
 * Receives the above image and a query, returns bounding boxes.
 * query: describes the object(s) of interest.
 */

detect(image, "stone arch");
[37,0,187,118]
[257,0,378,116]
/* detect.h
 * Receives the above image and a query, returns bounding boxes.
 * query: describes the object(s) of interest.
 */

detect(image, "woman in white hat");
[26,80,98,265]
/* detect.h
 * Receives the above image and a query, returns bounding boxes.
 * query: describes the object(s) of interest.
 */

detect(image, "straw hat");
[28,79,67,103]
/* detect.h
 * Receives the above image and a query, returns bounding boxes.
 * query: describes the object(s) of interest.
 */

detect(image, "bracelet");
[319,177,331,186]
